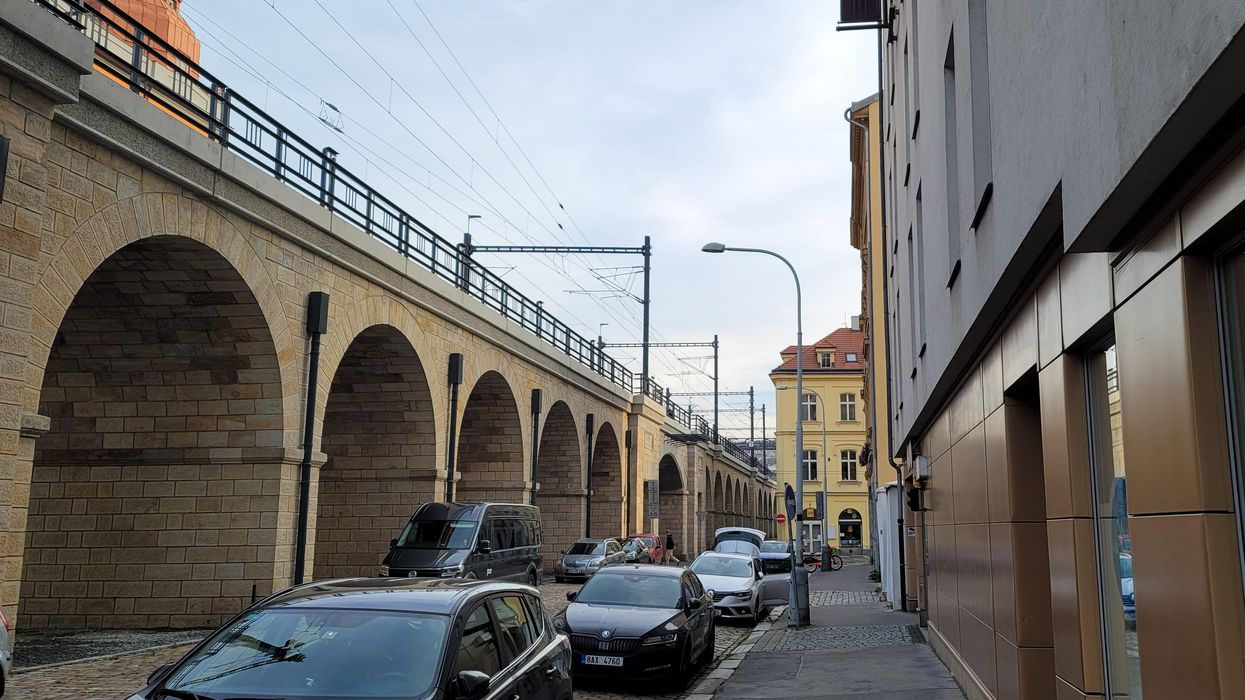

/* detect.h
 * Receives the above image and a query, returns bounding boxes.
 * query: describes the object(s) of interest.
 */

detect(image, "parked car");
[713,527,765,558]
[757,542,793,605]
[555,538,627,582]
[1120,552,1135,623]
[553,564,715,689]
[629,533,665,563]
[0,608,10,697]
[380,502,543,587]
[621,538,650,563]
[689,551,782,624]
[129,578,572,700]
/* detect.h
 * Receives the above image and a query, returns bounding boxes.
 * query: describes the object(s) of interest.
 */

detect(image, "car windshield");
[394,518,477,550]
[575,573,683,608]
[761,558,792,575]
[623,540,642,551]
[162,608,447,699]
[567,542,603,556]
[760,541,788,553]
[690,556,753,579]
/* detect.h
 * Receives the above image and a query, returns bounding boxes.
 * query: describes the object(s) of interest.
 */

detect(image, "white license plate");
[566,568,580,574]
[582,655,623,667]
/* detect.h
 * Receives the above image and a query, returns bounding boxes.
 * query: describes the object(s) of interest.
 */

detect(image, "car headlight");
[440,564,463,578]
[379,564,390,576]
[587,557,604,568]
[642,633,678,646]
[732,590,753,601]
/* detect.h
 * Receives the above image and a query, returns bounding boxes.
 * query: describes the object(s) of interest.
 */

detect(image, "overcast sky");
[181,0,878,436]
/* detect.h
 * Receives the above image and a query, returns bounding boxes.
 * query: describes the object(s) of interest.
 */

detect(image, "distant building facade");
[879,2,1245,698]
[770,325,870,554]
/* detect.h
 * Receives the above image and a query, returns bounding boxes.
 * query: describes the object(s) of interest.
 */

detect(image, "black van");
[379,502,543,587]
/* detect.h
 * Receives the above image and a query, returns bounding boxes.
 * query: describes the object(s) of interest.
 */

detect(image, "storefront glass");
[1088,344,1141,698]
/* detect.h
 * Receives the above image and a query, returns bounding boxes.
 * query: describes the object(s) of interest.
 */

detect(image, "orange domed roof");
[89,0,201,63]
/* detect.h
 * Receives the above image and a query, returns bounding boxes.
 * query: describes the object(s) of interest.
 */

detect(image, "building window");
[801,450,818,482]
[846,352,858,363]
[1087,343,1139,698]
[943,31,962,287]
[967,0,993,227]
[840,393,857,422]
[801,393,818,422]
[818,352,834,368]
[840,450,858,481]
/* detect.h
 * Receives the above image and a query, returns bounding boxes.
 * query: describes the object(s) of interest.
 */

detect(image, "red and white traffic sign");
[775,513,787,525]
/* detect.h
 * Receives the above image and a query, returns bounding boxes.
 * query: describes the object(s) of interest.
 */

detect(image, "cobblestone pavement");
[809,589,884,606]
[752,623,922,652]
[6,581,753,699]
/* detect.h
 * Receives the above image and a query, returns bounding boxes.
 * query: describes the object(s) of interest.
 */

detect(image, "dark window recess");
[943,31,962,285]
[840,0,882,24]
[911,110,921,139]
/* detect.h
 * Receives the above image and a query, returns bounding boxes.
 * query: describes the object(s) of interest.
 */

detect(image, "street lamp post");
[779,385,831,573]
[702,242,810,627]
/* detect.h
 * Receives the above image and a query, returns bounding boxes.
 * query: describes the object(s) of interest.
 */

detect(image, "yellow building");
[769,326,871,554]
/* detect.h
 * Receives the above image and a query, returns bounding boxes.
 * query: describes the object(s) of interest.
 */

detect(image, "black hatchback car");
[552,564,715,689]
[127,578,572,700]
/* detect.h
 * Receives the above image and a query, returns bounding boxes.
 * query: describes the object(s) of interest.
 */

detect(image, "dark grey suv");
[128,578,572,700]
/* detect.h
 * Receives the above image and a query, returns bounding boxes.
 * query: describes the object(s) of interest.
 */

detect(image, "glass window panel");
[1088,344,1140,698]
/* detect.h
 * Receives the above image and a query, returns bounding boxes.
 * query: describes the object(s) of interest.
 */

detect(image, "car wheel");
[528,570,539,588]
[697,625,716,665]
[666,640,692,692]
[555,576,564,583]
[465,572,477,580]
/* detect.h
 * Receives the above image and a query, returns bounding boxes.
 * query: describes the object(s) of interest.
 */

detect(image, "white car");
[689,551,784,625]
[713,526,766,558]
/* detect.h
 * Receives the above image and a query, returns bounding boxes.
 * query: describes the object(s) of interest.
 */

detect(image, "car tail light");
[0,609,9,632]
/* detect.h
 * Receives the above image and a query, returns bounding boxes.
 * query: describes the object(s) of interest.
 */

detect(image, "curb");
[14,639,198,675]
[685,606,786,699]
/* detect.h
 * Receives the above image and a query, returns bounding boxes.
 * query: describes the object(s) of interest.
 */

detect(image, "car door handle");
[544,664,560,678]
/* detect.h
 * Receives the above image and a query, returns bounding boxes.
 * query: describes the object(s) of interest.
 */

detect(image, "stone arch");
[535,400,583,568]
[26,194,298,432]
[712,472,724,541]
[589,422,624,539]
[313,324,437,579]
[22,235,286,630]
[456,371,526,502]
[658,453,687,560]
[725,477,735,528]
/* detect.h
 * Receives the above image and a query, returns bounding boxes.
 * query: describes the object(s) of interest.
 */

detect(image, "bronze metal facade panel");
[953,424,989,524]
[927,409,952,461]
[992,401,1047,524]
[1058,254,1114,345]
[989,522,1018,644]
[939,589,961,649]
[985,409,1012,524]
[959,604,999,698]
[1181,143,1245,247]
[1039,356,1093,519]
[1002,298,1039,389]
[1131,513,1245,699]
[1116,259,1232,515]
[950,368,985,446]
[1112,215,1181,303]
[984,345,1005,415]
[1037,270,1063,370]
[957,523,994,626]
[928,454,954,528]
[1047,517,1105,695]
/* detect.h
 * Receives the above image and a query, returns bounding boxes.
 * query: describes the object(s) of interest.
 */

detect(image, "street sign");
[775,513,787,525]
[803,506,818,520]
[815,491,825,516]
[784,484,797,520]
[645,480,660,519]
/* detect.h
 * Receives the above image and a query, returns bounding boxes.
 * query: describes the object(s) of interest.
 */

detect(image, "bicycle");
[802,551,843,573]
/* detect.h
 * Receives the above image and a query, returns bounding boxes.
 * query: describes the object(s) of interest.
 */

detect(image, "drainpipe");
[445,353,464,502]
[294,291,329,585]
[584,414,595,537]
[530,389,542,504]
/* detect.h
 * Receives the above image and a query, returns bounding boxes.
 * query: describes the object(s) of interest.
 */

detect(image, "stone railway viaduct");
[0,4,776,630]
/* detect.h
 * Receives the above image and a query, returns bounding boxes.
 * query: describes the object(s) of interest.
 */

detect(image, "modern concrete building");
[877,1,1245,698]
[770,325,871,554]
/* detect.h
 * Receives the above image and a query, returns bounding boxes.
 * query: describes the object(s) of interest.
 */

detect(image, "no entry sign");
[775,513,787,524]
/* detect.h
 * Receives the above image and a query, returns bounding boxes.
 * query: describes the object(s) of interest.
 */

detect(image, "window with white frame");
[801,393,818,422]
[818,352,834,368]
[839,393,857,421]
[840,449,858,481]
[801,450,819,481]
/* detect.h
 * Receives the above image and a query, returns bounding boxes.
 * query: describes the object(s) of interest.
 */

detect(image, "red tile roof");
[771,327,864,372]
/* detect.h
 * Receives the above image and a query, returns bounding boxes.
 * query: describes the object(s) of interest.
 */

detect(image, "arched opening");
[456,371,526,502]
[658,454,686,561]
[743,484,753,526]
[589,422,623,539]
[314,326,436,579]
[535,401,583,568]
[726,477,736,527]
[839,508,864,549]
[712,472,723,540]
[23,237,283,630]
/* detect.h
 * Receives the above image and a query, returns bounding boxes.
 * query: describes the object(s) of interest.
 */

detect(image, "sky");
[180,0,879,438]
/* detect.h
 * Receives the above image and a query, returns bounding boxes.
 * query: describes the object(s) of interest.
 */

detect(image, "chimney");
[850,315,861,331]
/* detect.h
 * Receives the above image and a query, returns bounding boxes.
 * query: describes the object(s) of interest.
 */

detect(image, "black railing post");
[274,127,287,183]
[320,147,338,211]
[128,27,146,95]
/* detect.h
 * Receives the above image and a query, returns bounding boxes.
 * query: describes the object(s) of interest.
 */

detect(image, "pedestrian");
[665,531,676,565]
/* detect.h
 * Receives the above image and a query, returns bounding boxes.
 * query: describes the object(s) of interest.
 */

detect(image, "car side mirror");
[147,663,172,687]
[565,591,577,602]
[390,538,398,548]
[455,670,491,700]
[477,539,491,554]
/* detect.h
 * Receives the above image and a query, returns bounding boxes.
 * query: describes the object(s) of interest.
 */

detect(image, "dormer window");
[818,352,834,368]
